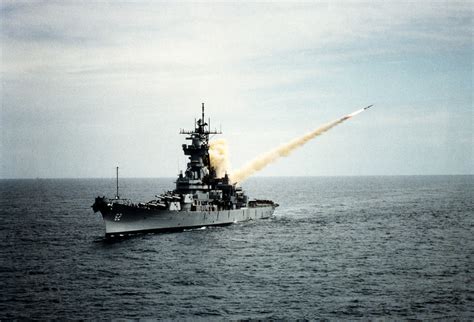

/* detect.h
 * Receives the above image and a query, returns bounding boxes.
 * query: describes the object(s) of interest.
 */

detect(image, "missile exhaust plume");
[229,105,373,183]
[209,138,231,177]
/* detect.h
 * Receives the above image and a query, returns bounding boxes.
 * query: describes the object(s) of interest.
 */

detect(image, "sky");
[1,1,472,178]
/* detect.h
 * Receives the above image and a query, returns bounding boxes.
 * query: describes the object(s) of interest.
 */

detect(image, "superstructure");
[92,104,278,237]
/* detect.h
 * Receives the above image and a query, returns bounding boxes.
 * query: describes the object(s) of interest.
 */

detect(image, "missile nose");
[364,104,373,110]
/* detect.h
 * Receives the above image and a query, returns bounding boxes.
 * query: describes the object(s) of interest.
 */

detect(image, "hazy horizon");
[1,1,472,179]
[2,174,473,180]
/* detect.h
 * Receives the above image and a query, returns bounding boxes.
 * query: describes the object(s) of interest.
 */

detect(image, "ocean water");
[0,176,472,319]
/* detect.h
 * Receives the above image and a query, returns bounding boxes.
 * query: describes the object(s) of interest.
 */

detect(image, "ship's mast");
[202,102,205,126]
[115,166,119,199]
[177,103,222,188]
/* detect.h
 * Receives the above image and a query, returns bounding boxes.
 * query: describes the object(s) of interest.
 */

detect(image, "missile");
[346,104,373,118]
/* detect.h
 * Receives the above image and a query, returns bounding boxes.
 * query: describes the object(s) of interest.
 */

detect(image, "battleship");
[92,104,278,237]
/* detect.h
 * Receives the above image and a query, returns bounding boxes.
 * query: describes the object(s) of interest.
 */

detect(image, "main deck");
[102,204,275,237]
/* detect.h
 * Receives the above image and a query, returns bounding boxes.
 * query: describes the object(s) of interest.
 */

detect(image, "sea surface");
[0,176,473,319]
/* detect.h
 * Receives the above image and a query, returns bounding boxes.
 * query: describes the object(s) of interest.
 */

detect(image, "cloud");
[1,1,472,177]
[2,2,471,75]
[2,1,470,106]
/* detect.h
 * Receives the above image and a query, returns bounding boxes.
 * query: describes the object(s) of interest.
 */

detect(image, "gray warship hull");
[102,205,275,237]
[92,104,278,237]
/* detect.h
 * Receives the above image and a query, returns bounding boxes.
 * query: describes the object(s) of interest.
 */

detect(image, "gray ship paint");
[92,104,278,236]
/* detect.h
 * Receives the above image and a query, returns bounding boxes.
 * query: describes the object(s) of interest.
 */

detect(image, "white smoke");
[209,138,231,178]
[229,107,369,183]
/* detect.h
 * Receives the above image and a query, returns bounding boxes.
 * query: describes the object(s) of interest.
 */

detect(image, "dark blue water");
[1,176,473,319]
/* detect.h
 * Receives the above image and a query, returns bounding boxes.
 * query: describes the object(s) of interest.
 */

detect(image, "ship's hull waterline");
[101,205,275,237]
[92,104,279,237]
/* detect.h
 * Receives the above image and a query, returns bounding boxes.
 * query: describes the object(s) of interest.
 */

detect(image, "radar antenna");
[179,103,222,136]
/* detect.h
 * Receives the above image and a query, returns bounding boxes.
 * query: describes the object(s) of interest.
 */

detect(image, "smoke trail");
[229,106,371,183]
[209,138,231,177]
